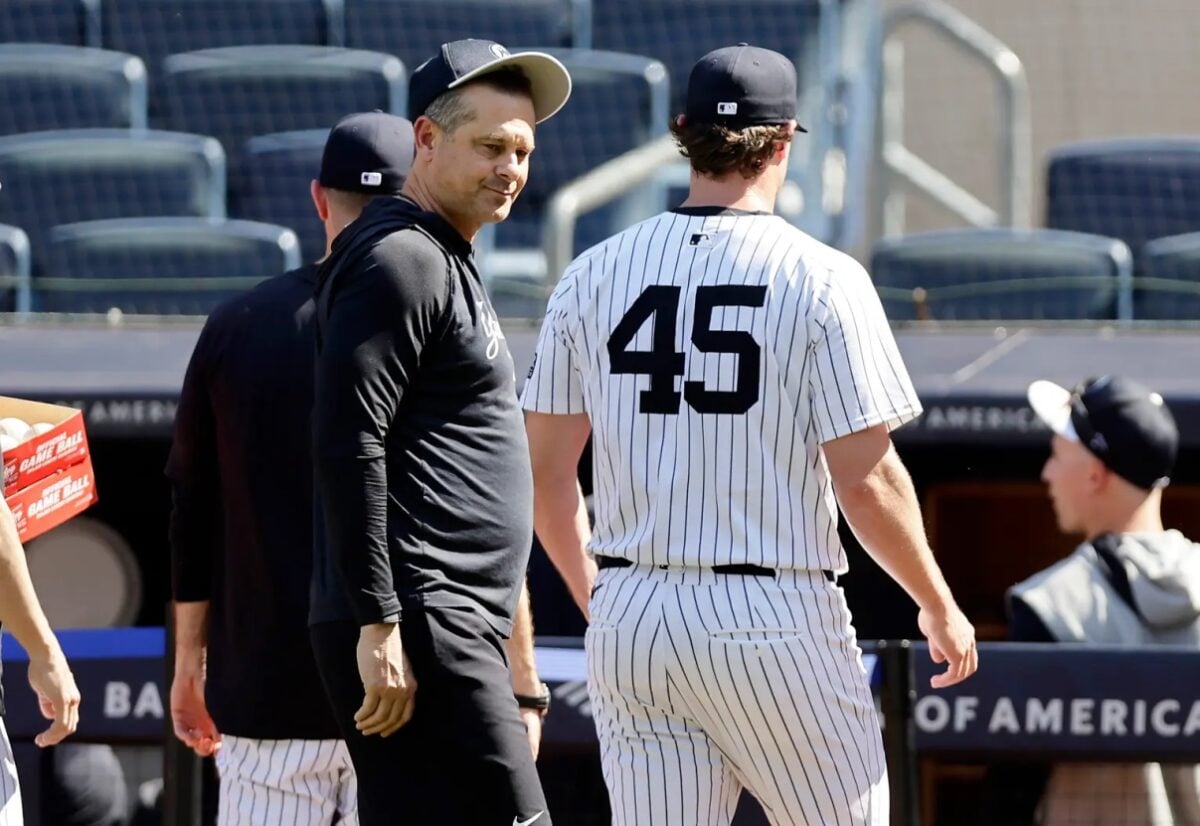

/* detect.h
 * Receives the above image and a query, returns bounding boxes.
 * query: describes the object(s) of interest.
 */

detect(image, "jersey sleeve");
[520,274,586,415]
[807,259,922,443]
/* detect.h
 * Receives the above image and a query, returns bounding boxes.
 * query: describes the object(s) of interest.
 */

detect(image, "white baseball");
[0,417,31,442]
[0,433,16,455]
[31,422,55,437]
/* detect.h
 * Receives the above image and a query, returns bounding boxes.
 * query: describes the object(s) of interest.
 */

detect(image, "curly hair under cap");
[669,116,793,179]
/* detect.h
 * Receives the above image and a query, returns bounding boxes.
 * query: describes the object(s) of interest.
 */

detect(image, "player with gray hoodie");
[991,376,1200,826]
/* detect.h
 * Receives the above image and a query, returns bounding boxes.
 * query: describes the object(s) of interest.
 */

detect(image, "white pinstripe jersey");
[521,207,921,572]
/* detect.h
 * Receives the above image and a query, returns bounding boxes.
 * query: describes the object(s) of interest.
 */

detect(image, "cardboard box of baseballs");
[0,396,97,543]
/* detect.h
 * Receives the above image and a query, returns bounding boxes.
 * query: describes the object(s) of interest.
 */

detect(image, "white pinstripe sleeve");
[807,258,922,443]
[520,277,586,415]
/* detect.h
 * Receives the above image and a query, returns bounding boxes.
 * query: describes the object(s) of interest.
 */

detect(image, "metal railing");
[873,0,1032,238]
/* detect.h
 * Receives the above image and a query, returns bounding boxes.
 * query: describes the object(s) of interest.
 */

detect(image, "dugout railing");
[2,633,1198,825]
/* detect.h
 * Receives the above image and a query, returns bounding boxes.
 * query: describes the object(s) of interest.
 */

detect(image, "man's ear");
[412,115,440,154]
[310,180,330,221]
[1088,455,1112,495]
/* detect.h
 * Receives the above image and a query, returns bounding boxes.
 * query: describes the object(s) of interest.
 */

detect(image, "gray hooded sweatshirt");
[1008,530,1200,825]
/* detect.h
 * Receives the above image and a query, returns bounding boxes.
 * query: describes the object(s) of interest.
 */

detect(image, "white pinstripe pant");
[0,719,22,826]
[586,565,888,826]
[215,736,357,826]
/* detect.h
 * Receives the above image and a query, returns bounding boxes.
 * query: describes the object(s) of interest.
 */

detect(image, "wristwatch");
[515,682,551,718]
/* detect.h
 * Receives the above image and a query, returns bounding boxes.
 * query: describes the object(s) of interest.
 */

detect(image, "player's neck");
[680,172,778,214]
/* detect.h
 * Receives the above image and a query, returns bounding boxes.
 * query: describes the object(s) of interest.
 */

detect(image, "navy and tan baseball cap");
[408,39,572,124]
[1028,375,1179,490]
[684,44,806,131]
[318,111,413,194]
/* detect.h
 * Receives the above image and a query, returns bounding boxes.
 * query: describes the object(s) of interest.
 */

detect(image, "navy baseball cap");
[408,39,571,124]
[1028,375,1179,490]
[684,44,805,131]
[318,111,413,194]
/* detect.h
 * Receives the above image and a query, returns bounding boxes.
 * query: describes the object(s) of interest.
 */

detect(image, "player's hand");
[27,648,80,748]
[355,622,416,737]
[918,602,978,689]
[170,667,221,756]
[520,708,543,761]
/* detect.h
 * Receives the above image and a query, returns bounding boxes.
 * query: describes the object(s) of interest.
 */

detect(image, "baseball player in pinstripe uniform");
[523,45,978,825]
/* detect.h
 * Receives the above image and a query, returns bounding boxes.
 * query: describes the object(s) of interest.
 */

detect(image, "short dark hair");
[324,187,377,214]
[669,118,793,179]
[424,68,535,133]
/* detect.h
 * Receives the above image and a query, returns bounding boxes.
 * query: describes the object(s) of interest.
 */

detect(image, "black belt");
[596,555,835,582]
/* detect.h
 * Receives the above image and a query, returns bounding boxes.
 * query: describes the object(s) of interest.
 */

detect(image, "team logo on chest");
[476,300,506,360]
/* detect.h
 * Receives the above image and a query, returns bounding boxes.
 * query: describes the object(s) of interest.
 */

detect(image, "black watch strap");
[515,682,551,716]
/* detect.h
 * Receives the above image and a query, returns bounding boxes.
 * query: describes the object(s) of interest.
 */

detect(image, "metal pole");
[880,640,919,826]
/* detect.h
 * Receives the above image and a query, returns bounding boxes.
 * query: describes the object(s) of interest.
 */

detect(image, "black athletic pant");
[311,607,551,826]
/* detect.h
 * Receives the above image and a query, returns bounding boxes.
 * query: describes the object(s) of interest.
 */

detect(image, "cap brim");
[1028,380,1079,442]
[447,51,572,124]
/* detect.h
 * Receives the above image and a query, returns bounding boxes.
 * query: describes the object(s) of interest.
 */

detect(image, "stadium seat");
[40,217,301,314]
[343,0,578,70]
[102,0,340,84]
[1138,232,1200,321]
[1046,138,1200,255]
[0,0,101,47]
[0,129,226,264]
[496,49,669,254]
[159,46,404,165]
[870,228,1133,322]
[593,0,828,114]
[0,224,32,314]
[232,129,328,264]
[0,44,147,136]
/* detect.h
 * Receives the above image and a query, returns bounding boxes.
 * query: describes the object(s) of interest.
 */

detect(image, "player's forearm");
[0,499,59,661]
[835,448,956,614]
[533,478,595,619]
[505,581,541,695]
[173,600,209,678]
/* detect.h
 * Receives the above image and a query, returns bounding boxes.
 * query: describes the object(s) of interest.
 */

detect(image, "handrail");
[541,133,682,286]
[874,0,1031,237]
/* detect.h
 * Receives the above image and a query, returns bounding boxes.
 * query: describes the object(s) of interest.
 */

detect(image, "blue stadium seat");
[103,0,340,84]
[0,0,100,47]
[0,44,147,136]
[593,0,828,114]
[159,46,404,164]
[41,217,301,314]
[1138,232,1200,321]
[0,129,225,264]
[870,229,1133,322]
[232,129,328,264]
[343,0,578,70]
[1046,138,1200,255]
[497,49,669,252]
[0,224,32,315]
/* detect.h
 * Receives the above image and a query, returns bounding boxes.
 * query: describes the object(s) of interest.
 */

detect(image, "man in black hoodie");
[309,40,572,826]
[980,376,1200,825]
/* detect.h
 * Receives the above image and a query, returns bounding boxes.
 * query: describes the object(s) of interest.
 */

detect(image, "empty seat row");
[0,0,581,80]
[0,45,669,261]
[1,216,299,315]
[871,228,1200,322]
[0,0,828,110]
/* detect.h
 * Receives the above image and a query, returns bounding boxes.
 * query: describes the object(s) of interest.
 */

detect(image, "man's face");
[1041,434,1100,534]
[426,84,536,231]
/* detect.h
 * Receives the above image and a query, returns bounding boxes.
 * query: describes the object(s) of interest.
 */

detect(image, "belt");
[596,555,836,582]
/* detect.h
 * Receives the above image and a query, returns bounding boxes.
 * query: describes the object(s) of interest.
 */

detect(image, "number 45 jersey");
[521,206,922,573]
